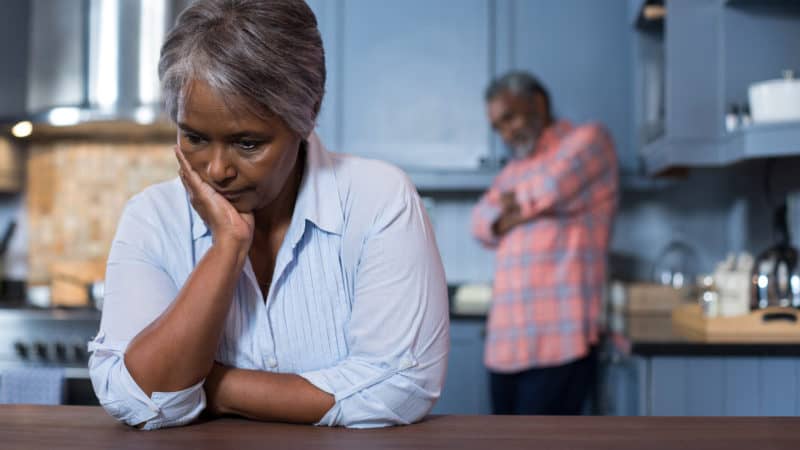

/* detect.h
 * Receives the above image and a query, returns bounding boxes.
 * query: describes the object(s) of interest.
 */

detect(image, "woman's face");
[176,79,302,213]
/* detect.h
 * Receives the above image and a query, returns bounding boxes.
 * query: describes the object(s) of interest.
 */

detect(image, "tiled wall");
[26,141,175,283]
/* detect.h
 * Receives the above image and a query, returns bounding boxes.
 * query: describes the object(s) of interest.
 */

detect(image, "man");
[471,71,618,415]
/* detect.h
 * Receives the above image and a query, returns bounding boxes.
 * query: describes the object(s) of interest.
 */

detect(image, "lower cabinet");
[599,349,647,416]
[602,348,800,416]
[431,319,491,415]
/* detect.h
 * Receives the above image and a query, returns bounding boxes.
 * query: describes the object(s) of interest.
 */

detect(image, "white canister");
[748,70,800,124]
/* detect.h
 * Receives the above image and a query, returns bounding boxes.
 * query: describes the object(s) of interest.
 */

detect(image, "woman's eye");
[237,140,262,151]
[185,133,206,145]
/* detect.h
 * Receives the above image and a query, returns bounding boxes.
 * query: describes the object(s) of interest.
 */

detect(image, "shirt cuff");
[88,333,207,430]
[476,203,503,246]
[298,353,419,426]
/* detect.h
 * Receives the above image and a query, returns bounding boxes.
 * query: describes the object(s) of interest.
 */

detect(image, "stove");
[0,305,101,405]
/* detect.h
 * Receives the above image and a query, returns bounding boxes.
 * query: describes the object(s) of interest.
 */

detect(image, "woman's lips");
[219,189,249,201]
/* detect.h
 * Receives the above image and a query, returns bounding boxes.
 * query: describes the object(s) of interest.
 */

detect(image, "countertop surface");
[3,406,800,450]
[5,300,800,357]
[611,312,800,356]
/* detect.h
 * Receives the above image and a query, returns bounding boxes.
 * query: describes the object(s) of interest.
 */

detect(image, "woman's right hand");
[175,146,255,252]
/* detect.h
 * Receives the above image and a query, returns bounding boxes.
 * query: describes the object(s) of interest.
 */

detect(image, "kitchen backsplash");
[26,141,175,283]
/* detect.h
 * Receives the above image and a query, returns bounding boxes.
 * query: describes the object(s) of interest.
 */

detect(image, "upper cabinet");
[639,0,800,175]
[309,0,640,186]
[308,0,495,189]
[498,0,635,173]
[0,0,30,121]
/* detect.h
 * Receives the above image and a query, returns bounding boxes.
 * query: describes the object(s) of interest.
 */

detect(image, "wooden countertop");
[3,406,800,449]
[609,312,800,356]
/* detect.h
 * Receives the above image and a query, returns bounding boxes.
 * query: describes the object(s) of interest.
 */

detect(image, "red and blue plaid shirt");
[471,120,618,372]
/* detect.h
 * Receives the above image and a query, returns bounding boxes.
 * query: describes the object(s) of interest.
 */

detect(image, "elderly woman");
[88,0,448,430]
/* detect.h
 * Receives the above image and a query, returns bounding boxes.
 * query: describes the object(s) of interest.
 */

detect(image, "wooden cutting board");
[672,303,800,343]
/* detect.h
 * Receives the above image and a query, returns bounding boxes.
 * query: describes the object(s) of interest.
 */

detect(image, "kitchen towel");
[0,367,65,405]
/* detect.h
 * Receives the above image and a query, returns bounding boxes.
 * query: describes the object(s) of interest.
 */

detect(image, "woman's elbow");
[89,353,206,430]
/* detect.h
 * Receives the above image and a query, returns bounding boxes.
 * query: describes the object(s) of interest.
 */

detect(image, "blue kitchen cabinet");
[309,0,493,174]
[498,0,635,173]
[431,319,491,415]
[603,350,800,416]
[648,356,800,416]
[0,0,30,120]
[640,0,800,174]
[600,351,648,416]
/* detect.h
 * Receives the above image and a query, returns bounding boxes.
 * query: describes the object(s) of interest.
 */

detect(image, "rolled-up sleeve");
[88,195,205,430]
[470,186,503,249]
[88,333,205,430]
[299,178,450,428]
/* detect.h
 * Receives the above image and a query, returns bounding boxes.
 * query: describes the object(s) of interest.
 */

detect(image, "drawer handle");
[763,312,797,323]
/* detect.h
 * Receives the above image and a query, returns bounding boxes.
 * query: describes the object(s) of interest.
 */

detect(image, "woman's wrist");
[204,363,233,416]
[212,235,250,262]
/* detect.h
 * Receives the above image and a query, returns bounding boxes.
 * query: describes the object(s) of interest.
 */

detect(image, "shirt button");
[267,357,278,368]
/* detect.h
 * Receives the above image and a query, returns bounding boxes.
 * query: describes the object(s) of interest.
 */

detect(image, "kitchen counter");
[610,312,800,356]
[450,306,800,356]
[3,405,800,450]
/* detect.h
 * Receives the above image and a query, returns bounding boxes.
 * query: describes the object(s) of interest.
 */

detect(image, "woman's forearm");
[204,363,334,424]
[124,239,248,396]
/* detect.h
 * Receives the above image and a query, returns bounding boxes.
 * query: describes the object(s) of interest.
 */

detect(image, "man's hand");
[175,146,255,251]
[500,191,517,213]
[492,191,524,237]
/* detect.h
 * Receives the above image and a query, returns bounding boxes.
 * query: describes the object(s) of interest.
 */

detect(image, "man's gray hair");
[158,0,325,138]
[485,71,551,112]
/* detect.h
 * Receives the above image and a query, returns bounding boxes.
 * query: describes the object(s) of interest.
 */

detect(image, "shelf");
[642,121,800,175]
[408,169,498,193]
[725,0,800,10]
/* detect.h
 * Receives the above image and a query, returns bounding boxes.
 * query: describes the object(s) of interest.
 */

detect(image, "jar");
[699,275,720,318]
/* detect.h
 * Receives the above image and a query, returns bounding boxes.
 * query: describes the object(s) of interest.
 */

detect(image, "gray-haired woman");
[88,0,449,430]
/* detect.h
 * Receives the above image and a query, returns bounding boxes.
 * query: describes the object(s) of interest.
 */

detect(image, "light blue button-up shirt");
[88,133,450,430]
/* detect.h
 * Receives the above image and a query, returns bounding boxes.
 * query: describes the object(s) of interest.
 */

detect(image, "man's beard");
[510,126,541,159]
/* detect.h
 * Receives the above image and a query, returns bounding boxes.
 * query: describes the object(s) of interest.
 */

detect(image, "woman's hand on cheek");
[175,146,255,251]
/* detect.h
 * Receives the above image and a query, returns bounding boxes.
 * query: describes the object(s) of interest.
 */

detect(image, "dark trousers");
[490,347,597,415]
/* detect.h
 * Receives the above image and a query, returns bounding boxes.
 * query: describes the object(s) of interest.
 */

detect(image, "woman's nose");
[206,145,236,186]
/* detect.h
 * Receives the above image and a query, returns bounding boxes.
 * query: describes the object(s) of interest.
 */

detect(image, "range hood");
[24,0,190,127]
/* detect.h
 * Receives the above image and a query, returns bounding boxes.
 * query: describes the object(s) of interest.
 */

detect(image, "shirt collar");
[533,119,573,156]
[190,131,343,241]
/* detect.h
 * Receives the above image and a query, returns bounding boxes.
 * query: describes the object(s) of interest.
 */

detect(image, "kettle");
[751,203,800,309]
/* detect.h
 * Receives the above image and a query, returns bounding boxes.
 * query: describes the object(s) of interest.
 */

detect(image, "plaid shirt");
[471,121,618,372]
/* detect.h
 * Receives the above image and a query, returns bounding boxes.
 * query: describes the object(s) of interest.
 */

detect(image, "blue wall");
[2,0,794,285]
[303,0,800,284]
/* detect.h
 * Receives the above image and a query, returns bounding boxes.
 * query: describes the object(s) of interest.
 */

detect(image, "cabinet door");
[431,320,491,415]
[332,0,492,170]
[305,0,341,149]
[504,0,633,171]
[649,356,800,416]
[0,0,30,119]
[600,350,646,416]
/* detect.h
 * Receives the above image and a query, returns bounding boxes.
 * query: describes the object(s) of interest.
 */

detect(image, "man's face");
[487,90,547,159]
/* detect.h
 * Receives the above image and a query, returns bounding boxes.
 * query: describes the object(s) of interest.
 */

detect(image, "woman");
[88,0,449,430]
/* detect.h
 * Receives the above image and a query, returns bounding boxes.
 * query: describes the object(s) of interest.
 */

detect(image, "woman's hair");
[158,0,325,138]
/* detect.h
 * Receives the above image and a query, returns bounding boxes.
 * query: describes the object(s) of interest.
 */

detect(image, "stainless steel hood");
[25,0,191,127]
